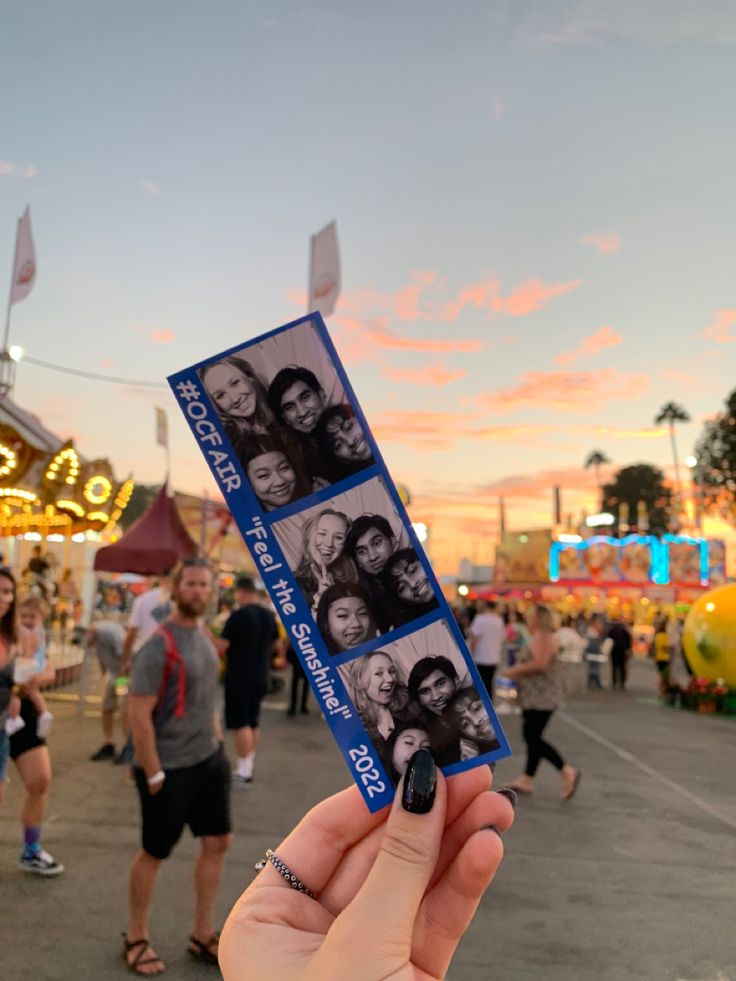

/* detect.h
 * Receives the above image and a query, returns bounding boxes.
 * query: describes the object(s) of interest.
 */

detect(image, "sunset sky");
[2,1,736,574]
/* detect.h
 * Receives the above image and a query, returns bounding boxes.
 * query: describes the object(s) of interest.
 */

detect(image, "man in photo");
[313,404,375,482]
[383,547,439,626]
[125,557,231,973]
[219,577,279,785]
[446,685,501,757]
[344,514,399,633]
[407,654,463,766]
[468,600,504,701]
[267,366,332,481]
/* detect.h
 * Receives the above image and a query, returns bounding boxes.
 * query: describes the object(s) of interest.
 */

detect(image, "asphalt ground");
[1,658,734,981]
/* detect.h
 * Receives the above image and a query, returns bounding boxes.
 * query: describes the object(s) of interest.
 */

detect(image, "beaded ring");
[254,848,317,899]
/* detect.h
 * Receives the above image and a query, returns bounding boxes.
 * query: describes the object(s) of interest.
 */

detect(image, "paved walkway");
[1,659,735,980]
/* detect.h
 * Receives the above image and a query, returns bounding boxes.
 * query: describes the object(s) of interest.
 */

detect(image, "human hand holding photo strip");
[170,313,510,810]
[219,760,515,981]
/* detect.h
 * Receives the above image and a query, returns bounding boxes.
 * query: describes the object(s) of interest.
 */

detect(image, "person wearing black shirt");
[220,577,278,784]
[606,618,632,690]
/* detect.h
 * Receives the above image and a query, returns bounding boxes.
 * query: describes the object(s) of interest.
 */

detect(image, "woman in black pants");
[499,605,581,800]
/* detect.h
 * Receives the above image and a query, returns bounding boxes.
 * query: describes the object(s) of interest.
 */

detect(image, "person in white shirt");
[468,600,504,700]
[556,615,586,665]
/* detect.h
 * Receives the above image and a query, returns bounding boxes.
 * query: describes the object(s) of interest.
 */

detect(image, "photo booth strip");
[168,312,511,812]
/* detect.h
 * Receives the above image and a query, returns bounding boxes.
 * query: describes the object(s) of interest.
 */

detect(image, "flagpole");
[307,233,314,314]
[3,217,20,355]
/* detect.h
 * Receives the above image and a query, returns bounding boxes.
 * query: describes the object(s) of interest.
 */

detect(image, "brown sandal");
[122,934,165,975]
[188,931,220,965]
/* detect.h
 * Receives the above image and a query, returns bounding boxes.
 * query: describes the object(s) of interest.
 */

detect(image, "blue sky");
[2,1,736,571]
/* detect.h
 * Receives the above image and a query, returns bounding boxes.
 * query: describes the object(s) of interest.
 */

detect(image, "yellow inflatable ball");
[683,584,736,688]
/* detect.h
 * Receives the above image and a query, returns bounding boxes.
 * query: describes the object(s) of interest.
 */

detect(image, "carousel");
[0,395,133,581]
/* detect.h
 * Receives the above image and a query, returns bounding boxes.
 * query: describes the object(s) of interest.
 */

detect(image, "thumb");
[337,750,445,948]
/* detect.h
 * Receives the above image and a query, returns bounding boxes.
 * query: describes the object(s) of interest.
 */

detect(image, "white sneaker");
[36,711,54,738]
[5,715,26,736]
[19,849,65,876]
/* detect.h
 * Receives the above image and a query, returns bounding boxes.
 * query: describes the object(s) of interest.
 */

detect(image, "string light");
[84,475,112,505]
[57,500,85,517]
[0,443,17,478]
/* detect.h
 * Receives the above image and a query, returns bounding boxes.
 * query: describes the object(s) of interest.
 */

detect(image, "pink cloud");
[99,357,114,368]
[381,364,468,387]
[491,278,582,316]
[291,270,582,326]
[479,368,650,413]
[365,324,482,353]
[556,325,622,365]
[582,232,621,254]
[150,328,176,343]
[703,308,736,343]
[441,277,502,322]
[332,315,482,366]
[440,276,581,321]
[393,271,438,321]
[370,409,664,450]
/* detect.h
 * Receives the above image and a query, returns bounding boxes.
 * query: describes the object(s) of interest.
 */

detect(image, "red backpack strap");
[156,625,186,719]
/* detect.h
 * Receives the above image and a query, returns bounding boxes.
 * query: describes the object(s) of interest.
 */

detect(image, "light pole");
[685,455,701,533]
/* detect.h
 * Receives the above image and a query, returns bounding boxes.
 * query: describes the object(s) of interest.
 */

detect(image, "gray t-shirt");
[131,623,219,769]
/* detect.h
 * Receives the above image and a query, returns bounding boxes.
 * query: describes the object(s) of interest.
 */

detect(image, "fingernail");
[402,748,436,814]
[489,762,497,773]
[497,787,518,810]
[484,824,503,838]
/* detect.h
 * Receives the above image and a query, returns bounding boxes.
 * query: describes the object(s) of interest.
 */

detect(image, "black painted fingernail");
[497,787,518,810]
[489,762,497,774]
[484,824,503,838]
[402,748,436,814]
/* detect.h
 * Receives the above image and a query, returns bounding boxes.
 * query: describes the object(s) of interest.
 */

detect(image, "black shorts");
[134,747,231,860]
[9,697,46,761]
[224,679,266,730]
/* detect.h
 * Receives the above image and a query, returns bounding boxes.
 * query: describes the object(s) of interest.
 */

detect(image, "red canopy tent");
[93,483,198,574]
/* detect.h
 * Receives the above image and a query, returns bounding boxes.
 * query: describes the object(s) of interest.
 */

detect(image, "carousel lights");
[0,487,36,502]
[114,479,134,508]
[0,442,17,478]
[45,447,80,484]
[57,500,85,517]
[86,510,111,522]
[83,474,112,505]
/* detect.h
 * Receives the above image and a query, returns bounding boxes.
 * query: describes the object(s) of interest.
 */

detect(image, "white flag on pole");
[308,220,340,317]
[155,406,168,448]
[10,207,37,306]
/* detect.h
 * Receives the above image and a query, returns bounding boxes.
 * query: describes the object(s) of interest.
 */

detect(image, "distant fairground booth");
[0,396,133,539]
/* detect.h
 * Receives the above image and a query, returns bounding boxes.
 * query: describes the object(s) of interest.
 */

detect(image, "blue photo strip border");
[168,312,511,812]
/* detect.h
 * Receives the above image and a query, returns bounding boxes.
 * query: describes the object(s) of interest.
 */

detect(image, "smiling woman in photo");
[200,356,275,441]
[239,440,313,512]
[382,721,432,784]
[316,582,378,656]
[348,650,419,744]
[294,509,357,612]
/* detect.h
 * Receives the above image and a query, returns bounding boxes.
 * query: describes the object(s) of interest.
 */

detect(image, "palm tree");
[584,450,611,505]
[654,402,690,506]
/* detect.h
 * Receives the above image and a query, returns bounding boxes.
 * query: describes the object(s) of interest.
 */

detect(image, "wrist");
[147,770,165,787]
